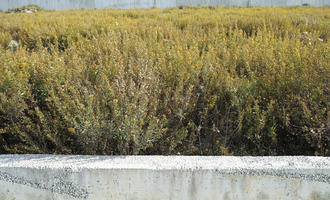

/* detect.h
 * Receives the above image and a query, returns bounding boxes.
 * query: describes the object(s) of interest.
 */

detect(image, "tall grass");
[0,7,329,155]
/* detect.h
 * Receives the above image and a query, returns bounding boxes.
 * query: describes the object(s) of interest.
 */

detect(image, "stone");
[8,40,19,51]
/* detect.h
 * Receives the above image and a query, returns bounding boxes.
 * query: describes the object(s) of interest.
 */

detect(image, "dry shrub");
[0,7,329,155]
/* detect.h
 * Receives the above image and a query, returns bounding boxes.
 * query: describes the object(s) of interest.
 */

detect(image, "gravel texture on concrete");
[0,155,329,182]
[0,155,329,200]
[0,155,329,170]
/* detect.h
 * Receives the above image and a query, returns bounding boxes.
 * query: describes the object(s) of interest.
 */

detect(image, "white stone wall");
[0,0,329,11]
[0,155,329,200]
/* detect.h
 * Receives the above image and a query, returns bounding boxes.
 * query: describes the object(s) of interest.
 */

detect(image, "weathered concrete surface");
[0,155,329,200]
[0,0,329,11]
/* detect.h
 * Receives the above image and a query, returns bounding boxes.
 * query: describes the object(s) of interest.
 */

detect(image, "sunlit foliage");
[0,7,329,155]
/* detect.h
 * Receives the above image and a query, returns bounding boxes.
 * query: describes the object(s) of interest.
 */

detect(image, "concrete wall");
[0,0,329,11]
[0,155,329,200]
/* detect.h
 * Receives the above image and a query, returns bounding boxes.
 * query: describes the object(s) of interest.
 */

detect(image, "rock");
[8,40,19,51]
[7,4,42,14]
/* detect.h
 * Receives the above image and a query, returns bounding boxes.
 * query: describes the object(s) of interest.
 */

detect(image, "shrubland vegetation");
[0,7,329,155]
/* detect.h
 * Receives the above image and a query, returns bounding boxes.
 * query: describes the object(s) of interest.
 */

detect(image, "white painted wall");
[0,0,329,11]
[0,155,329,200]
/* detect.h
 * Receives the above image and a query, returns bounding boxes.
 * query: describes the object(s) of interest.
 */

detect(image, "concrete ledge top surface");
[0,155,329,171]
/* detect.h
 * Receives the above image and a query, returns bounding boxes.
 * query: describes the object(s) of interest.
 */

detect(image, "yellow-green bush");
[0,7,329,155]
